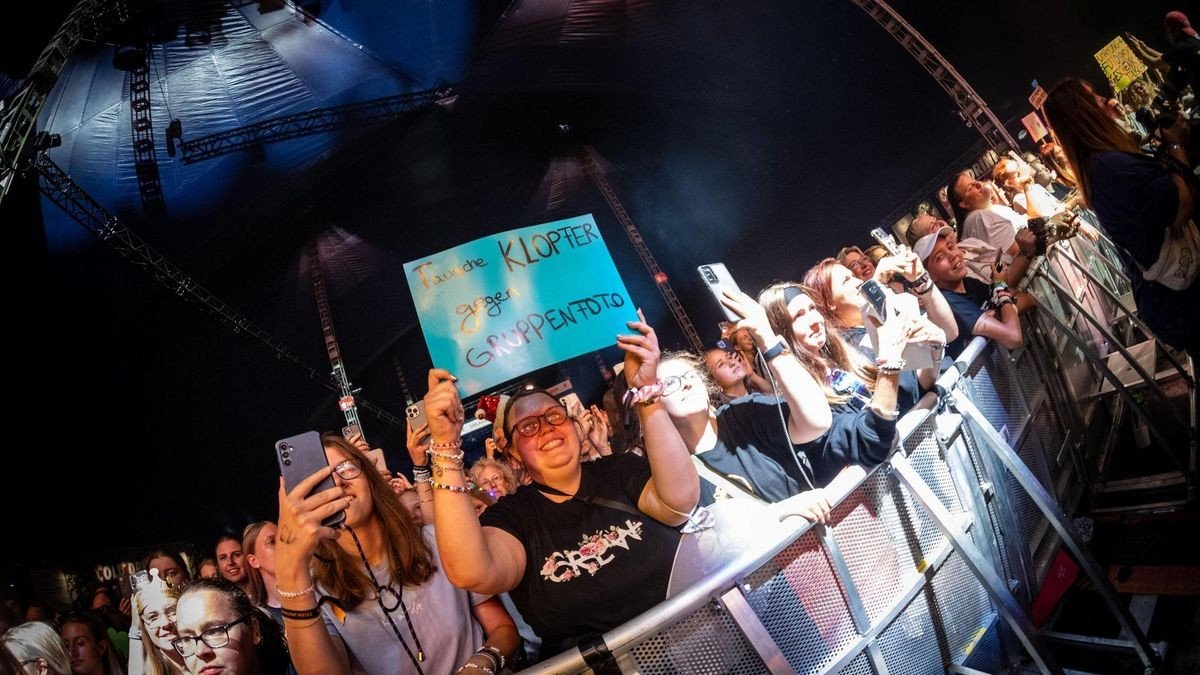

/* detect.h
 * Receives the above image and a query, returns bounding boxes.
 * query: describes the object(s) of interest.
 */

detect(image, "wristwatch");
[761,340,791,361]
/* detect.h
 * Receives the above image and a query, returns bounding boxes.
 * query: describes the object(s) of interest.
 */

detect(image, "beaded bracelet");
[412,465,432,483]
[427,447,465,460]
[431,439,463,450]
[478,645,505,670]
[876,357,906,374]
[277,583,315,599]
[622,381,665,407]
[456,663,494,675]
[431,479,472,493]
[474,649,500,672]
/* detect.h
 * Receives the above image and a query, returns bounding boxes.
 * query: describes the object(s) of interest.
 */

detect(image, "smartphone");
[405,400,427,430]
[860,284,934,371]
[859,279,889,318]
[341,423,361,440]
[870,227,905,257]
[697,263,743,323]
[276,431,346,529]
[559,392,583,416]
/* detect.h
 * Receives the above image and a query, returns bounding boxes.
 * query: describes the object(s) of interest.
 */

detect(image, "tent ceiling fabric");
[5,0,1183,564]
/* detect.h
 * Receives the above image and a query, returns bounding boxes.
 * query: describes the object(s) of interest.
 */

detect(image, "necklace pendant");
[417,651,425,662]
[434,464,443,477]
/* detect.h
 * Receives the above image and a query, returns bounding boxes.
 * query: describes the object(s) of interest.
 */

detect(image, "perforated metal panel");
[627,600,765,674]
[839,652,876,675]
[928,553,992,652]
[745,532,857,672]
[875,590,950,675]
[830,478,914,625]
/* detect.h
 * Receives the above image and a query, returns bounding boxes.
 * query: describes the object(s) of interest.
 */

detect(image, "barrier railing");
[518,224,1182,674]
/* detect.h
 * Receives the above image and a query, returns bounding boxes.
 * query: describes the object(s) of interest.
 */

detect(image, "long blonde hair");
[132,577,183,675]
[241,521,272,607]
[758,282,877,406]
[312,435,434,610]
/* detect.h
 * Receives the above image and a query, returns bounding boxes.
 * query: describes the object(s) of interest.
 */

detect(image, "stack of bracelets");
[427,440,468,492]
[989,281,1016,310]
[456,645,506,674]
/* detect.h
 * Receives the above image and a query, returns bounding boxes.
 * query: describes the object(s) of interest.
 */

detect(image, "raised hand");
[616,308,662,388]
[276,468,348,562]
[719,289,775,349]
[406,421,432,467]
[424,369,465,444]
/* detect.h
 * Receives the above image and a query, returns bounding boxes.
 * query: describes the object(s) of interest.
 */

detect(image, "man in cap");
[914,226,1026,358]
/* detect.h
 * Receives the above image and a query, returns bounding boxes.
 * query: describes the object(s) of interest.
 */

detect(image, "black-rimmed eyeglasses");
[171,615,252,657]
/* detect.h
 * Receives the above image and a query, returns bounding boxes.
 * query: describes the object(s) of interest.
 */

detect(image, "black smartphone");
[406,400,428,430]
[276,431,346,529]
[697,263,743,323]
[859,279,889,319]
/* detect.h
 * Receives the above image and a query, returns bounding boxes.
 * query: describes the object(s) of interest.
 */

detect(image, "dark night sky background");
[0,0,1186,579]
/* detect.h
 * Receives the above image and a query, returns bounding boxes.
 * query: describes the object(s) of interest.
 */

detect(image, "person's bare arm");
[457,597,521,673]
[620,311,699,526]
[424,369,529,594]
[721,290,832,444]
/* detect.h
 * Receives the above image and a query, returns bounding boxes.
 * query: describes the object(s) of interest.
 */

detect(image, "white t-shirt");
[1012,184,1064,218]
[320,527,489,675]
[963,207,1021,255]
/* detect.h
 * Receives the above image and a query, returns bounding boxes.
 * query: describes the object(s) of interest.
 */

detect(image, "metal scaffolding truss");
[0,0,130,203]
[34,152,405,428]
[178,88,448,164]
[849,0,1017,152]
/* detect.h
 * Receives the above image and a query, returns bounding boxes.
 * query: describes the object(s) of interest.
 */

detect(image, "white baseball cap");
[913,225,955,262]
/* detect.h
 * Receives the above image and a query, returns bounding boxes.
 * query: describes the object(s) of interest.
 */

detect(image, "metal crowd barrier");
[519,229,1180,674]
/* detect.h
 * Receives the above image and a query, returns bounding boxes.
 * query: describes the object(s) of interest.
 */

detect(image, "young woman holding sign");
[421,311,699,661]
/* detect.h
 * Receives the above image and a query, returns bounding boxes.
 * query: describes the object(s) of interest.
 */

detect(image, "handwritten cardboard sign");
[405,214,638,396]
[1021,111,1048,142]
[1094,36,1146,93]
[1028,85,1047,109]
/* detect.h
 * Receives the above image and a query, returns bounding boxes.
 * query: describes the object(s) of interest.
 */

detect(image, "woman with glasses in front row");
[658,290,848,519]
[172,578,288,675]
[422,312,700,662]
[275,433,519,675]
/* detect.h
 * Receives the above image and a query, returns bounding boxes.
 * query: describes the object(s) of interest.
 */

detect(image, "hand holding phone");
[406,400,428,430]
[276,431,346,529]
[870,227,905,257]
[698,263,744,323]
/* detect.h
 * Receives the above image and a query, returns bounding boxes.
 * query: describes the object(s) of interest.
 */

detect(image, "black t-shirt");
[795,403,897,486]
[479,453,681,655]
[942,277,992,357]
[703,394,806,503]
[1088,150,1199,354]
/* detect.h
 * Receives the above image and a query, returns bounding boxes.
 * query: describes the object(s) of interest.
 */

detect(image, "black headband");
[782,286,806,305]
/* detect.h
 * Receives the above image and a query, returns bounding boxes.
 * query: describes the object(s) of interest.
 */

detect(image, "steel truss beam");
[178,88,446,164]
[34,153,405,427]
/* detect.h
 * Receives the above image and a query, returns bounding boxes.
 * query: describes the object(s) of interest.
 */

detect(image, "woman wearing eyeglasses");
[421,312,699,661]
[172,579,288,675]
[128,570,185,675]
[275,434,519,675]
[658,291,839,518]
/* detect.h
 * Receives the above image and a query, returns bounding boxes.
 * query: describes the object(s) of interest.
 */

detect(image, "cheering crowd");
[3,9,1197,675]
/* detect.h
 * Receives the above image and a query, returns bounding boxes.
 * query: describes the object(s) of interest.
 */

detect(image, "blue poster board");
[404,214,638,396]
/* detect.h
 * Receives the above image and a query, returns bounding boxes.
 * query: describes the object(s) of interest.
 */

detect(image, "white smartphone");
[697,263,743,323]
